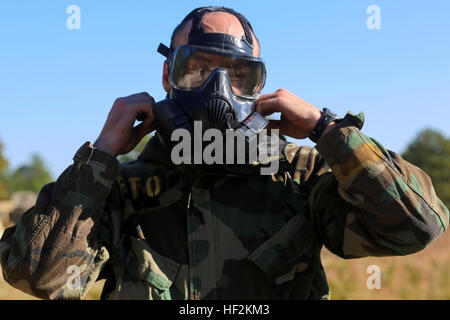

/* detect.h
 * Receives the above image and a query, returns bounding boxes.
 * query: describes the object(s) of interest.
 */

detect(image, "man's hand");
[254,89,323,139]
[94,92,155,157]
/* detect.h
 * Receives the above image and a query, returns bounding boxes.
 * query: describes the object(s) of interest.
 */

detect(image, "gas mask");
[152,6,269,149]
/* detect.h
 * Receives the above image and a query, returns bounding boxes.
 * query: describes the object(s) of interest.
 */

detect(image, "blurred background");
[0,0,449,299]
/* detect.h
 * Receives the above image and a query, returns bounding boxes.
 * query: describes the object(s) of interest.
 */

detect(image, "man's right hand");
[93,92,155,157]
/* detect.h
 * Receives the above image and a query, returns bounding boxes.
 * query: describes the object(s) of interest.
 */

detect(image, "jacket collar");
[137,134,292,177]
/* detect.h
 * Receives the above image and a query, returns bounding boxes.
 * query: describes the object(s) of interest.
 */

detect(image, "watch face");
[309,108,341,143]
[325,108,341,123]
[324,108,337,119]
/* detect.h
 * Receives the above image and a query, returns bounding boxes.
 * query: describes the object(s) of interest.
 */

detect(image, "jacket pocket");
[123,236,180,300]
[247,213,319,298]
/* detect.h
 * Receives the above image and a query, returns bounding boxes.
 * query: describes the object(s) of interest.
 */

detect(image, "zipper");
[186,175,214,301]
[186,189,197,300]
[187,192,192,209]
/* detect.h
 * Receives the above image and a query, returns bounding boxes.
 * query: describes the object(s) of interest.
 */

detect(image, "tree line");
[402,129,450,208]
[0,141,53,200]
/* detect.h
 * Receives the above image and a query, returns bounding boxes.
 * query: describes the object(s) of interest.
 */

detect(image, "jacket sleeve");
[292,112,449,258]
[0,142,121,299]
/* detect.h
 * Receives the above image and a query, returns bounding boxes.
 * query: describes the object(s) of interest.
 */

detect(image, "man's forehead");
[172,11,260,57]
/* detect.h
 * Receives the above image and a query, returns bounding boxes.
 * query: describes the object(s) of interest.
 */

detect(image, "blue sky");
[0,0,449,177]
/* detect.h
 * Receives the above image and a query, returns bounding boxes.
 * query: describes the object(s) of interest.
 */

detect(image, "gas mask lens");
[169,46,266,98]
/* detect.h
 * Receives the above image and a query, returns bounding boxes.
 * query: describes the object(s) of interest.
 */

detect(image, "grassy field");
[0,229,449,300]
[322,228,450,299]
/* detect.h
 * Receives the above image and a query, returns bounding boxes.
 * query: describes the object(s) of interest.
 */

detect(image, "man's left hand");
[254,88,322,139]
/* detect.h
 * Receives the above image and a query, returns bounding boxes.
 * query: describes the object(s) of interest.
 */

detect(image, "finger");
[129,96,155,109]
[136,103,154,122]
[126,92,154,103]
[265,120,286,136]
[255,91,278,103]
[266,120,281,131]
[128,96,155,119]
[133,117,155,141]
[255,88,292,104]
[254,97,283,116]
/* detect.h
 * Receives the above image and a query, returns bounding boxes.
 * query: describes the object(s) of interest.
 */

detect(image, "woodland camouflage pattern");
[0,112,448,299]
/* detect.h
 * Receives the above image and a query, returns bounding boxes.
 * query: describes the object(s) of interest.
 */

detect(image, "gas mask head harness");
[154,6,269,148]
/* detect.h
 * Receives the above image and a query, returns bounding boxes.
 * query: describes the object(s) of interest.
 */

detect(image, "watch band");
[308,108,341,143]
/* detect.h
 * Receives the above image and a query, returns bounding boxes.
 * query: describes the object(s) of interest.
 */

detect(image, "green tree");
[8,153,53,194]
[0,139,9,199]
[402,129,450,207]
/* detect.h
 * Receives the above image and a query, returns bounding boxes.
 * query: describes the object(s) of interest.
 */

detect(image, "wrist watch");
[308,108,342,143]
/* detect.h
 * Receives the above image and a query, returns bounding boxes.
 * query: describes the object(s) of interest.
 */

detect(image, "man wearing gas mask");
[1,6,448,300]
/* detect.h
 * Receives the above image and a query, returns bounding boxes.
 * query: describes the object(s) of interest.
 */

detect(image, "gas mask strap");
[157,43,171,58]
[187,6,255,52]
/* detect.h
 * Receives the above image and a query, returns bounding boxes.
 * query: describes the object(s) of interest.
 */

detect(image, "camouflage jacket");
[0,112,448,300]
